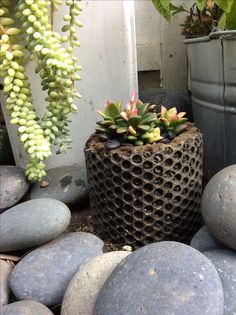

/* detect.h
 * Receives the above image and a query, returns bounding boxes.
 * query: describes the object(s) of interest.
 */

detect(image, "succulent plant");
[96,92,162,146]
[96,93,189,147]
[156,106,188,135]
[0,0,82,181]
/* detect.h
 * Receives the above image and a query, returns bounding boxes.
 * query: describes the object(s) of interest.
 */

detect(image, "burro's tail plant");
[96,92,188,147]
[0,0,82,181]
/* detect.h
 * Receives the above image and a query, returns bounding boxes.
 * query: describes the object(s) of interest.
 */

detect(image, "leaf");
[225,0,236,29]
[97,120,113,127]
[97,110,113,121]
[96,126,107,133]
[128,126,137,135]
[114,118,127,127]
[141,113,157,125]
[104,102,121,119]
[152,0,171,22]
[128,115,142,126]
[138,103,150,116]
[141,132,150,140]
[174,118,188,126]
[218,12,226,30]
[169,3,187,16]
[137,124,150,131]
[127,135,137,141]
[117,127,128,134]
[136,101,144,110]
[215,0,233,13]
[196,0,206,11]
[109,124,118,130]
[134,140,144,146]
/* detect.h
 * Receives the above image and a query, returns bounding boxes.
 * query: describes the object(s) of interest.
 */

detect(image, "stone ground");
[53,206,123,314]
[5,206,123,315]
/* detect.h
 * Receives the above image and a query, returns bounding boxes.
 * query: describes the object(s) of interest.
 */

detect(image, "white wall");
[1,0,192,179]
[134,1,161,71]
[1,0,138,179]
[134,0,190,91]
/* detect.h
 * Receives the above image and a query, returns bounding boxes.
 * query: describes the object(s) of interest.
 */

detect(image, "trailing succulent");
[0,0,82,181]
[96,92,188,148]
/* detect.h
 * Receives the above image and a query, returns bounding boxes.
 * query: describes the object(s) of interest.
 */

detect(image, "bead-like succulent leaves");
[96,92,163,146]
[157,106,188,135]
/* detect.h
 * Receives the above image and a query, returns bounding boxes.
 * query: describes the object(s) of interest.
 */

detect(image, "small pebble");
[98,134,109,142]
[167,131,176,140]
[122,245,133,252]
[159,138,171,144]
[106,140,121,150]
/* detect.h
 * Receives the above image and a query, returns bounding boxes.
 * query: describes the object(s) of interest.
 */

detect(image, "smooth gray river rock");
[201,165,236,250]
[61,251,130,315]
[204,249,236,315]
[9,232,104,306]
[0,165,29,212]
[93,241,224,315]
[27,165,88,207]
[0,301,53,315]
[0,198,71,252]
[190,226,226,252]
[0,259,12,306]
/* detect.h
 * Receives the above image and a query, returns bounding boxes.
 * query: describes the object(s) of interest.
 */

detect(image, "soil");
[84,123,201,155]
[67,207,128,252]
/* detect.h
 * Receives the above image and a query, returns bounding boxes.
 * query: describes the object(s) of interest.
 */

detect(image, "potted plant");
[152,0,236,181]
[84,92,203,248]
[0,0,82,181]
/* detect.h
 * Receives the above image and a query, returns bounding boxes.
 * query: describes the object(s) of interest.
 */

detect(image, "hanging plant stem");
[0,0,82,181]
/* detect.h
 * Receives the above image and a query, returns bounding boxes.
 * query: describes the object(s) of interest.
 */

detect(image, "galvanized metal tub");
[184,31,236,181]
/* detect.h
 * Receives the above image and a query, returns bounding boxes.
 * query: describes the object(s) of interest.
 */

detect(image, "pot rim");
[84,125,201,154]
[184,30,236,44]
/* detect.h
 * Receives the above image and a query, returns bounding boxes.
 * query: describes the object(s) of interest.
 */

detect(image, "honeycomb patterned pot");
[84,126,203,248]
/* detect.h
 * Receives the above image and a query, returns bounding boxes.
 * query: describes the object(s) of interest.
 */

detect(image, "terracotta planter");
[84,125,203,248]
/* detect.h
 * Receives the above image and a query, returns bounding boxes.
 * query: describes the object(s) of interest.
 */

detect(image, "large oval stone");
[0,165,29,213]
[201,165,236,250]
[9,232,104,307]
[0,260,12,306]
[93,242,224,315]
[0,301,53,315]
[190,226,226,252]
[0,198,71,252]
[27,165,88,207]
[61,251,130,315]
[204,249,236,315]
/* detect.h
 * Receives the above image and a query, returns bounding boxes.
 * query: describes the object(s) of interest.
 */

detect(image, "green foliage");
[96,93,188,146]
[196,0,206,11]
[0,0,82,181]
[152,0,236,36]
[152,0,171,22]
[225,0,236,29]
[215,0,233,13]
[156,106,188,135]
